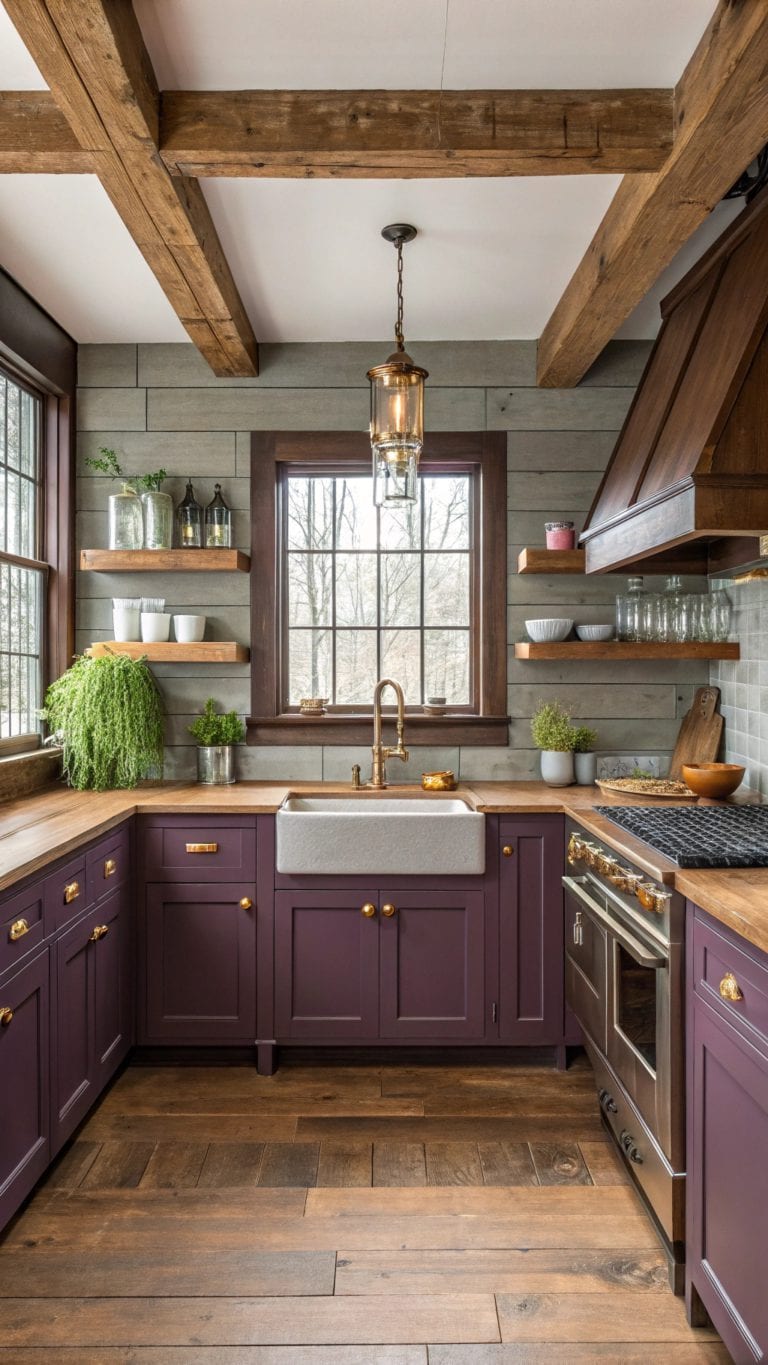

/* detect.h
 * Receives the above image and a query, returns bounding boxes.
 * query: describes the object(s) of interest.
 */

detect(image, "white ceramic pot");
[540,750,574,786]
[140,611,171,643]
[173,614,206,643]
[574,751,597,786]
[112,606,140,641]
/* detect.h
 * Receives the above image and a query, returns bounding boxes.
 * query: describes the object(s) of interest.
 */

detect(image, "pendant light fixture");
[367,224,428,505]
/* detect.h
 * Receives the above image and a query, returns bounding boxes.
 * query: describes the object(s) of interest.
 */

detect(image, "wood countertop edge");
[0,781,766,956]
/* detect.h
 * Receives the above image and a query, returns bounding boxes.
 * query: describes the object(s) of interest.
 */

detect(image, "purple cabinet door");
[93,885,133,1085]
[141,883,256,1043]
[499,817,565,1044]
[0,949,50,1230]
[53,913,95,1145]
[274,891,379,1040]
[379,889,486,1039]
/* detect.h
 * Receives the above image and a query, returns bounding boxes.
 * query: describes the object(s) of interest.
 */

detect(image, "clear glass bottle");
[709,587,732,642]
[205,483,232,548]
[617,575,645,642]
[107,482,143,551]
[141,489,173,550]
[176,479,203,548]
[659,575,683,643]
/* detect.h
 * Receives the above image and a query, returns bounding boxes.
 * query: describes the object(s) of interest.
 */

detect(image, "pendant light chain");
[394,239,405,352]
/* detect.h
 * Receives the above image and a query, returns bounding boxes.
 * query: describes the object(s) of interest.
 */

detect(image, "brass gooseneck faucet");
[368,677,409,788]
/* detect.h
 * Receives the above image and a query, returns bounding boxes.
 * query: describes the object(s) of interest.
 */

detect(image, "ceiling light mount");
[368,222,428,506]
[381,223,417,246]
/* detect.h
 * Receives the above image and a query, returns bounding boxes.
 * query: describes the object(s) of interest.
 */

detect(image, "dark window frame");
[248,431,509,746]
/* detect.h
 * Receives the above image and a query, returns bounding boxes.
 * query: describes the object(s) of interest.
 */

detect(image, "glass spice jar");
[108,482,143,551]
[205,483,232,548]
[176,479,203,548]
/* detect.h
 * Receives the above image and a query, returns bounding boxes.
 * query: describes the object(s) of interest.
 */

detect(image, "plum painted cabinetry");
[498,816,565,1044]
[687,905,768,1362]
[0,948,50,1230]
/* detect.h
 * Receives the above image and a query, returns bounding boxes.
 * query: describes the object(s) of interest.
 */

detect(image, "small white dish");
[173,614,206,643]
[525,617,573,643]
[576,624,615,641]
[141,611,171,643]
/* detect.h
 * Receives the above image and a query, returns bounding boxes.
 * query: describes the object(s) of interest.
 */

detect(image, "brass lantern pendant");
[368,224,428,506]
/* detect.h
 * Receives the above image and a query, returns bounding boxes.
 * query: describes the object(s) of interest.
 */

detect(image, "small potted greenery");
[188,697,245,785]
[572,726,598,786]
[85,447,170,550]
[42,652,164,790]
[530,700,575,786]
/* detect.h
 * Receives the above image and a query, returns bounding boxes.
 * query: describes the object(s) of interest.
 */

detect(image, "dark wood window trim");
[248,431,509,746]
[0,269,76,754]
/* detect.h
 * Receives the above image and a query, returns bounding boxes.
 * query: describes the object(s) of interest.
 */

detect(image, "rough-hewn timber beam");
[1,0,257,377]
[159,88,674,178]
[0,91,92,172]
[537,0,768,389]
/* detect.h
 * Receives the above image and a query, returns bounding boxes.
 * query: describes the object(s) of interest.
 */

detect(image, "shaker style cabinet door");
[0,949,50,1230]
[92,884,133,1086]
[499,817,565,1044]
[141,883,256,1043]
[378,889,486,1039]
[53,912,95,1145]
[274,891,379,1040]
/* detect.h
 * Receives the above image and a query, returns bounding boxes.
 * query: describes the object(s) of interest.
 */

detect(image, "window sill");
[246,714,510,746]
[0,746,62,802]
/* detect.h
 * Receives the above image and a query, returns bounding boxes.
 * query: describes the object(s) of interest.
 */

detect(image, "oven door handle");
[562,876,667,969]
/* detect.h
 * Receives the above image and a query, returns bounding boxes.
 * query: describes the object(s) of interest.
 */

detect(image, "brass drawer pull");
[89,924,109,943]
[502,845,514,858]
[719,971,743,1002]
[361,902,376,918]
[239,897,253,910]
[186,842,219,854]
[104,858,117,878]
[0,1007,13,1027]
[64,881,80,904]
[9,918,30,942]
[381,903,397,917]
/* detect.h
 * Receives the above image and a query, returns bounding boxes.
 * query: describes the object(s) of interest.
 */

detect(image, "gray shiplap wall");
[76,341,709,781]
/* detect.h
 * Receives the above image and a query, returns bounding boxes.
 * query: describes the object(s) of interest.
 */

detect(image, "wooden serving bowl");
[682,763,745,799]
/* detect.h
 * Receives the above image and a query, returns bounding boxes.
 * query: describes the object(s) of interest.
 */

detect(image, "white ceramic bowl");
[525,617,573,642]
[575,624,615,641]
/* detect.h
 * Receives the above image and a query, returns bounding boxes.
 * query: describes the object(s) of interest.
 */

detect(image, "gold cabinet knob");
[64,881,80,904]
[361,902,377,918]
[502,845,514,858]
[381,903,397,917]
[9,918,30,942]
[239,897,253,910]
[0,1006,14,1027]
[719,971,744,1002]
[88,924,109,942]
[104,858,117,878]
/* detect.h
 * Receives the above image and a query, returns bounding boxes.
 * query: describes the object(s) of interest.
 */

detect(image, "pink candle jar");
[545,520,575,550]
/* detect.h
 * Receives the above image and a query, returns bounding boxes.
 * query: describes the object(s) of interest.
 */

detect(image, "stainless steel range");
[563,822,685,1291]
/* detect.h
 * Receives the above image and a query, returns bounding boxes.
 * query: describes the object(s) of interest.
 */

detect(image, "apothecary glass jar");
[141,489,173,550]
[616,576,645,641]
[176,479,203,548]
[205,483,232,548]
[108,482,143,551]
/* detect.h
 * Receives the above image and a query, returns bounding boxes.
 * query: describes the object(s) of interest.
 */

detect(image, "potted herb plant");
[42,652,164,790]
[188,697,245,785]
[530,700,575,786]
[572,726,598,786]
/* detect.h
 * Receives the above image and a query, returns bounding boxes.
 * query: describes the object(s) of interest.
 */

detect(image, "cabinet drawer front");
[87,824,130,905]
[0,883,45,978]
[692,909,768,1056]
[45,855,89,932]
[141,819,256,881]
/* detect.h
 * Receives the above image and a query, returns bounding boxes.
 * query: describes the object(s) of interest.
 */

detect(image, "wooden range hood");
[580,186,768,576]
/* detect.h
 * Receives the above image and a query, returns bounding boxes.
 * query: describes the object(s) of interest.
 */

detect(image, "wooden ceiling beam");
[0,91,92,172]
[1,0,257,377]
[536,0,768,389]
[159,88,674,178]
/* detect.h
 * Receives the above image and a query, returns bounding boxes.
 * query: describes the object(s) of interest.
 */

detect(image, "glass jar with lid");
[176,479,203,548]
[205,484,232,548]
[616,575,645,642]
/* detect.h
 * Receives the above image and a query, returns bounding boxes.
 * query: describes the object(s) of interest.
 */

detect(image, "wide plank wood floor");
[0,1057,726,1360]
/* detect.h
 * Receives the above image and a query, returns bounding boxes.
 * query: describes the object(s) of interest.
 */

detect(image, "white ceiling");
[0,0,735,349]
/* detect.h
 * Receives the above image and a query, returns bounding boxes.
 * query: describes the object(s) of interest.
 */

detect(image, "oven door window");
[615,944,657,1072]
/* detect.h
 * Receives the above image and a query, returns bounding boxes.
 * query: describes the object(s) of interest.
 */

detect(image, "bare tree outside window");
[283,471,472,708]
[0,369,45,745]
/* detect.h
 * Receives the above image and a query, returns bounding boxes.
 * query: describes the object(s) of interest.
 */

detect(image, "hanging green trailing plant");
[188,697,245,747]
[42,652,164,791]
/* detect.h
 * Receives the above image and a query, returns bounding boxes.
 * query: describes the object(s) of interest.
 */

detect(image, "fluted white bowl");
[575,623,614,641]
[525,617,573,642]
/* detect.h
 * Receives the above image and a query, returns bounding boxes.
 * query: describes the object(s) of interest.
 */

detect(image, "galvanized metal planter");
[197,744,236,785]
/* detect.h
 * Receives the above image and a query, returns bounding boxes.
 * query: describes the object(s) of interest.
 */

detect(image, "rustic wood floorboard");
[0,1061,722,1357]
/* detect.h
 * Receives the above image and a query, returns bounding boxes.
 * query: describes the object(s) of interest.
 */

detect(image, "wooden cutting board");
[668,686,723,781]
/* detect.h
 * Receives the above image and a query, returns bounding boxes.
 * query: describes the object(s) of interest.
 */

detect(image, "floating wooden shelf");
[515,641,740,660]
[80,549,250,573]
[87,641,249,663]
[517,547,585,574]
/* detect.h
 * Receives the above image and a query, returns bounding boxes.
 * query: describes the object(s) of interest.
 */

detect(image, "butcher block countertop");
[1,779,766,955]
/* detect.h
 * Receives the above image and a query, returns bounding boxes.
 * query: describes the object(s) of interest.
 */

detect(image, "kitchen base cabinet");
[52,883,133,1152]
[0,949,50,1231]
[141,883,256,1044]
[275,891,379,1040]
[499,816,565,1044]
[379,889,486,1039]
[687,906,768,1362]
